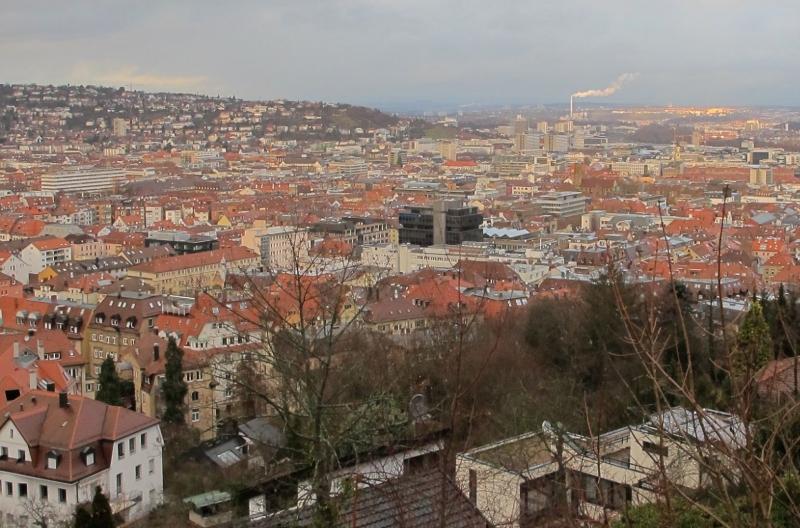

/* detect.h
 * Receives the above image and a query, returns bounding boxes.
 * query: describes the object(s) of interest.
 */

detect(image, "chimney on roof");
[29,370,38,390]
[153,343,160,362]
[58,392,69,408]
[13,342,19,358]
[36,340,44,358]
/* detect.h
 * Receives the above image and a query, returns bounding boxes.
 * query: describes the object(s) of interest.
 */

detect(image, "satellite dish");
[409,393,430,422]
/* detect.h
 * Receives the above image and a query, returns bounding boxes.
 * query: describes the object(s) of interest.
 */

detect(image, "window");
[58,488,67,503]
[18,483,27,498]
[191,391,199,401]
[140,433,147,449]
[148,458,155,474]
[17,450,25,462]
[47,451,59,469]
[0,446,7,459]
[135,465,141,480]
[5,481,12,496]
[129,438,136,454]
[40,485,48,501]
[191,408,200,422]
[117,442,125,459]
[115,473,122,496]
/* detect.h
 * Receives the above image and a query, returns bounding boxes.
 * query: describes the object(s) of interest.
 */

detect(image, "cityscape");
[2,2,800,527]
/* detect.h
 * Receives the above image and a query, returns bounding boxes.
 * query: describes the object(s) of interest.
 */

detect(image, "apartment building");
[0,391,163,526]
[134,294,263,439]
[310,217,391,247]
[85,294,167,395]
[20,237,73,275]
[532,191,588,218]
[41,167,126,194]
[126,247,259,295]
[258,227,310,271]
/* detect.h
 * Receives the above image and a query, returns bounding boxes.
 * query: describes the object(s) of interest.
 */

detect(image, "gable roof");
[252,469,491,528]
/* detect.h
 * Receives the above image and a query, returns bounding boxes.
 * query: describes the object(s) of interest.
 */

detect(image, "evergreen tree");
[90,486,115,528]
[73,487,115,528]
[95,357,122,406]
[733,302,772,380]
[162,336,188,424]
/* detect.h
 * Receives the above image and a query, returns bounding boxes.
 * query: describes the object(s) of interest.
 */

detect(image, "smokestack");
[570,96,574,120]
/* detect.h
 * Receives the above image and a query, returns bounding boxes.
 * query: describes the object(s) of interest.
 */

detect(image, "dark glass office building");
[398,203,483,246]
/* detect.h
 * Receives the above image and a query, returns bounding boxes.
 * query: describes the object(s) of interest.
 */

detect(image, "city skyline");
[2,0,799,108]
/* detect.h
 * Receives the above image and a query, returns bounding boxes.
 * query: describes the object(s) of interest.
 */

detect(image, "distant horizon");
[6,81,800,116]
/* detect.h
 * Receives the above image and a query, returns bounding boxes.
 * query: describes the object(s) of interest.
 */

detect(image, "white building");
[20,238,72,275]
[259,227,310,271]
[41,167,126,195]
[0,391,164,526]
[455,407,743,527]
[532,191,588,217]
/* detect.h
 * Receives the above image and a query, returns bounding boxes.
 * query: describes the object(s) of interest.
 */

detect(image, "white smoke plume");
[572,73,638,98]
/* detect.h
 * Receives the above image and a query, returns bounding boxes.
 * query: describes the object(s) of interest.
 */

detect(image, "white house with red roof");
[0,391,163,526]
[19,237,73,275]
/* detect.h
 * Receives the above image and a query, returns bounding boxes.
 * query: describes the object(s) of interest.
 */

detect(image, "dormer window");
[81,447,96,467]
[110,315,121,327]
[46,450,61,470]
[95,313,105,324]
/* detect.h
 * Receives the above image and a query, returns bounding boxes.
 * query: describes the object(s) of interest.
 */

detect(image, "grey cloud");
[1,0,799,106]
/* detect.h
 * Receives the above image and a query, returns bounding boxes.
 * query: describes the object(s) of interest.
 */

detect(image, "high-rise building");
[543,133,569,153]
[41,167,126,194]
[112,117,129,137]
[536,121,549,133]
[553,120,573,134]
[398,202,483,246]
[512,115,528,135]
[749,166,774,186]
[439,140,458,161]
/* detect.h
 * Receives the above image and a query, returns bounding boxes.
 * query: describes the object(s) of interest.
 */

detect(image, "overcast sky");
[2,0,799,108]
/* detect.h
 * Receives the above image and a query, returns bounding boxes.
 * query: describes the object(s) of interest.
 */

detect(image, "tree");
[95,357,123,406]
[73,506,92,528]
[90,486,115,528]
[162,336,188,425]
[73,487,115,528]
[732,301,772,382]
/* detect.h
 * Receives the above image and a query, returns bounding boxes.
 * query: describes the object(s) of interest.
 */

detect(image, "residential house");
[456,408,744,526]
[0,391,164,526]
